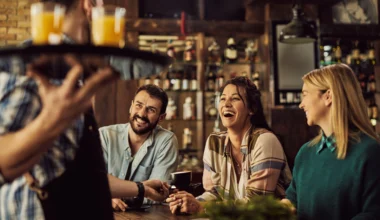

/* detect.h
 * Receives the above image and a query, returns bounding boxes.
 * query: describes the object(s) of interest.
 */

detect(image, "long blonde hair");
[303,64,380,159]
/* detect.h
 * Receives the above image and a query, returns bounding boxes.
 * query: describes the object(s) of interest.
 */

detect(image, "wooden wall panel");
[271,108,319,170]
[95,0,139,126]
[94,82,117,127]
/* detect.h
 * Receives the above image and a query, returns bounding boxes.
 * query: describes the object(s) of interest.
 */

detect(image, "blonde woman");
[284,64,380,219]
[166,76,292,214]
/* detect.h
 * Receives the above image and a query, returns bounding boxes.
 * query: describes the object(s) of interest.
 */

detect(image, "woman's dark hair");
[135,84,169,115]
[219,76,271,131]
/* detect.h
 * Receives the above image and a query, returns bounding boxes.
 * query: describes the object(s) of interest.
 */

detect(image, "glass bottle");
[167,39,176,59]
[367,42,376,93]
[183,97,195,120]
[190,68,198,91]
[252,71,260,90]
[206,65,216,92]
[370,98,378,129]
[224,37,238,63]
[207,97,218,120]
[208,39,221,63]
[183,40,195,62]
[332,39,342,64]
[151,39,159,54]
[182,128,193,149]
[350,40,361,77]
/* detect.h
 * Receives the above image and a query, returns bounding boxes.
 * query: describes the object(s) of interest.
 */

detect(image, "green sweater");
[286,132,380,220]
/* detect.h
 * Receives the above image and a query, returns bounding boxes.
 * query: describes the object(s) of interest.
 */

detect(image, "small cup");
[170,171,192,191]
[91,5,126,47]
[30,2,66,45]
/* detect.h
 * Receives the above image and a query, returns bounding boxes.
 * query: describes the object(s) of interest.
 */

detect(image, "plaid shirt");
[197,127,293,203]
[0,54,83,219]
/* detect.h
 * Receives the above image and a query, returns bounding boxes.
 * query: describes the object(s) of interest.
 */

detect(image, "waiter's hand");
[111,198,128,212]
[27,60,117,137]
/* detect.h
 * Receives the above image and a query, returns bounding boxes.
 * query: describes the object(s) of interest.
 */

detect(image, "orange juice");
[92,16,125,47]
[31,12,64,45]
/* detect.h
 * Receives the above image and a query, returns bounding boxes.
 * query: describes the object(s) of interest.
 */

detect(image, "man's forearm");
[107,174,139,198]
[0,112,59,182]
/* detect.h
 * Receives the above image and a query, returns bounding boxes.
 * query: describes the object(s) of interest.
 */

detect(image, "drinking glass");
[91,6,126,47]
[30,2,66,45]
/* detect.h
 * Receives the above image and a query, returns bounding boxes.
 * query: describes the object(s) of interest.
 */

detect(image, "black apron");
[32,112,114,220]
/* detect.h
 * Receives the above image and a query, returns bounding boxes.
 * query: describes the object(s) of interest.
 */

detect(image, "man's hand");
[111,198,127,212]
[142,180,169,202]
[27,62,117,138]
[166,191,202,214]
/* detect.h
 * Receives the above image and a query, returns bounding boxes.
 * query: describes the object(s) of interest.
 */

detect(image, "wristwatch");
[134,182,145,207]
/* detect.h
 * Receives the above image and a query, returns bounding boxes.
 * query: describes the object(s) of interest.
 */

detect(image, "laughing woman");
[284,64,380,220]
[166,76,292,214]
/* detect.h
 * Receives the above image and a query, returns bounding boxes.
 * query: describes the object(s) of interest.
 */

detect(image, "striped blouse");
[197,127,292,203]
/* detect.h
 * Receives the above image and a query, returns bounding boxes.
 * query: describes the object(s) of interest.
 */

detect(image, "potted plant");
[197,195,296,220]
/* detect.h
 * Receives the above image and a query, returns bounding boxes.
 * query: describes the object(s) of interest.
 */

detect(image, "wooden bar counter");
[113,205,200,220]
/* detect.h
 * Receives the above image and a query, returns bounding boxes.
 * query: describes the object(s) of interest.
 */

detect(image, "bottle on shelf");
[181,67,190,91]
[369,97,378,129]
[368,74,376,93]
[165,97,177,120]
[245,39,258,63]
[151,39,159,54]
[215,68,225,92]
[163,70,172,90]
[182,128,193,149]
[332,39,342,64]
[190,68,198,91]
[319,44,325,68]
[167,122,173,132]
[367,41,376,93]
[368,41,376,66]
[183,96,195,120]
[208,39,221,63]
[206,65,217,91]
[153,74,161,87]
[252,71,260,90]
[224,37,238,63]
[167,39,176,59]
[183,40,195,62]
[350,40,361,76]
[144,77,151,85]
[172,68,182,91]
[206,97,218,120]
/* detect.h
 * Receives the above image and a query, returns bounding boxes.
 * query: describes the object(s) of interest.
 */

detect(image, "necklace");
[231,151,242,176]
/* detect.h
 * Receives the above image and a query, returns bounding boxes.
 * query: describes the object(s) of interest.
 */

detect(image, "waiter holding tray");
[0,0,170,219]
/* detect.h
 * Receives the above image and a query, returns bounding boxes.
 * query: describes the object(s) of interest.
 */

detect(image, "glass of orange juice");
[30,2,66,45]
[91,6,126,47]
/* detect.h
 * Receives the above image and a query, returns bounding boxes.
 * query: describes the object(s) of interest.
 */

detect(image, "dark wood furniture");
[113,205,195,220]
[271,108,319,171]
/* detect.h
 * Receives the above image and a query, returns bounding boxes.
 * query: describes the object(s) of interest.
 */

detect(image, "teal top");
[286,132,380,220]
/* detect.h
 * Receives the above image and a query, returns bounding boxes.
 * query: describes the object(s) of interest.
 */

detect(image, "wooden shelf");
[320,24,380,40]
[251,0,340,5]
[126,19,264,36]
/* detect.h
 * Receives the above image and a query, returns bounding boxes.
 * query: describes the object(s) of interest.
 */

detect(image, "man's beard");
[130,114,159,135]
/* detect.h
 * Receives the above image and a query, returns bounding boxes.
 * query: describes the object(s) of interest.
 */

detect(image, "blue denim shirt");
[99,123,179,182]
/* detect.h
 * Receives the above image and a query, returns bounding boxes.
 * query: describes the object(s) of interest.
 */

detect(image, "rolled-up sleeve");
[0,73,40,185]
